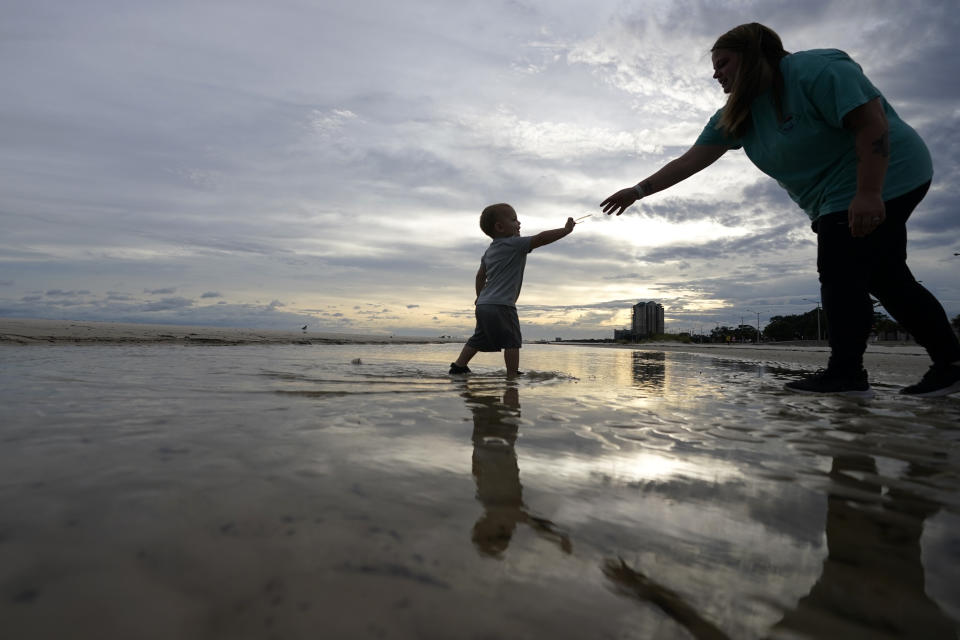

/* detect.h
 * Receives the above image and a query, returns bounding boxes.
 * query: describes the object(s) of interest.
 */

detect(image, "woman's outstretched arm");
[600,144,728,216]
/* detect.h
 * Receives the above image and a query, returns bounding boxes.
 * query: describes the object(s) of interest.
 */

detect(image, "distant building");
[632,301,664,337]
[615,301,665,341]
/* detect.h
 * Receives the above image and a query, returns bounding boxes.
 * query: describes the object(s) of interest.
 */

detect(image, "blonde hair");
[479,203,514,238]
[712,23,789,138]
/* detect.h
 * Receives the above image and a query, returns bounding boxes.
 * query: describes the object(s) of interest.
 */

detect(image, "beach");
[2,320,958,639]
[0,317,932,378]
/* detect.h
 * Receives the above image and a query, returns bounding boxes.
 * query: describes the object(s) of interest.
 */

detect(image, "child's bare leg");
[455,345,478,367]
[504,348,520,376]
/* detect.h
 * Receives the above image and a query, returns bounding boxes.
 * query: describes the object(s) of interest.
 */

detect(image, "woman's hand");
[848,192,885,237]
[845,99,889,238]
[600,188,640,216]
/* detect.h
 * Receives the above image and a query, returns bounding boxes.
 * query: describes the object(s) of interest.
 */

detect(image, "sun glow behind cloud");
[585,215,753,250]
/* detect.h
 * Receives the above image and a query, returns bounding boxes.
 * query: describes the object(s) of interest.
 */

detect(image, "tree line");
[697,311,960,344]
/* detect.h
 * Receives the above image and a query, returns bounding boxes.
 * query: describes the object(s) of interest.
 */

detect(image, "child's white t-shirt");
[475,236,532,307]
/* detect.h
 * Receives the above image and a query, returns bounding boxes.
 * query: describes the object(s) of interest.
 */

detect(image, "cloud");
[45,289,91,297]
[458,108,664,159]
[142,297,194,312]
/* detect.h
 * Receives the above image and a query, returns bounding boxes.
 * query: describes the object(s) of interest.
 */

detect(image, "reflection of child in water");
[467,385,571,557]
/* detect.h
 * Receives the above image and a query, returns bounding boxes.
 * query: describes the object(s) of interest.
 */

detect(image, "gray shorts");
[466,304,522,351]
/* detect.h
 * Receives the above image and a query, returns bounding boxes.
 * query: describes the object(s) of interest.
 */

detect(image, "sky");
[2,0,959,339]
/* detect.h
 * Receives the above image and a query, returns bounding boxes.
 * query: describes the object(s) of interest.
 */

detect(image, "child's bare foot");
[449,362,471,374]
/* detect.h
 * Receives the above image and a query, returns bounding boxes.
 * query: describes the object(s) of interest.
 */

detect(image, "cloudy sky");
[2,0,958,338]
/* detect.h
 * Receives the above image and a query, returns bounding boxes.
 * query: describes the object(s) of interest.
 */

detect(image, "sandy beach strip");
[1,317,936,379]
[558,340,934,380]
[0,317,455,346]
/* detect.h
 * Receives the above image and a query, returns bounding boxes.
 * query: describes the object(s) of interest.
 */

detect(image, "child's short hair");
[479,203,514,238]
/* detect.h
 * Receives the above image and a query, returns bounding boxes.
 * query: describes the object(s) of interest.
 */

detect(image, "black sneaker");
[784,368,872,397]
[449,362,471,374]
[900,362,960,397]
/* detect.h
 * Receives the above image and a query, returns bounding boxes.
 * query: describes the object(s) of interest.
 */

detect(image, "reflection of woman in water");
[464,385,571,557]
[769,455,957,638]
[603,454,958,639]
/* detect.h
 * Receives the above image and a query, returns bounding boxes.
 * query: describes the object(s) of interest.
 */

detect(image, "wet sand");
[561,340,933,383]
[1,341,958,638]
[0,317,456,346]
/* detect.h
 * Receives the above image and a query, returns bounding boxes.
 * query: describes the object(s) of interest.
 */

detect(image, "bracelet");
[633,182,646,199]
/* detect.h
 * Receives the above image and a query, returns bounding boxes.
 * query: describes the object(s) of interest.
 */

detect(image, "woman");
[601,22,960,397]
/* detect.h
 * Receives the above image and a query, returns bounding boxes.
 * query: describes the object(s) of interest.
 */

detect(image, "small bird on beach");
[301,324,308,332]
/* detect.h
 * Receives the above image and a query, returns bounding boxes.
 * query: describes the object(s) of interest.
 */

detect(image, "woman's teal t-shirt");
[695,49,932,220]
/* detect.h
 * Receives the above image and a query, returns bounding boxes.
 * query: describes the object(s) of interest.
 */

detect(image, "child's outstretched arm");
[529,217,575,251]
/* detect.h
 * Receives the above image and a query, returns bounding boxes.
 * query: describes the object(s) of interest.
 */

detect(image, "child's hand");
[565,217,575,232]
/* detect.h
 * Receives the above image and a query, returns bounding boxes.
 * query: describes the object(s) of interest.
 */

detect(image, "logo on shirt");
[778,114,796,133]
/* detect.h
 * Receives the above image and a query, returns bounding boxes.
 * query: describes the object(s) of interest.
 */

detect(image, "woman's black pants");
[816,181,960,372]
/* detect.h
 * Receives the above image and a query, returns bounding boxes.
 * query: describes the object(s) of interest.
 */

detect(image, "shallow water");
[1,343,959,639]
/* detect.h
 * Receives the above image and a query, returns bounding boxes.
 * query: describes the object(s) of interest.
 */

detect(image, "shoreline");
[0,317,457,346]
[0,318,935,380]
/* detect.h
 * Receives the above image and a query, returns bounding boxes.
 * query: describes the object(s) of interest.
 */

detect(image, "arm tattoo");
[639,180,654,196]
[871,132,890,158]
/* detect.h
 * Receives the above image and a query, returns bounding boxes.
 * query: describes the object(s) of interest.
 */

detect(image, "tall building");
[631,301,664,337]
